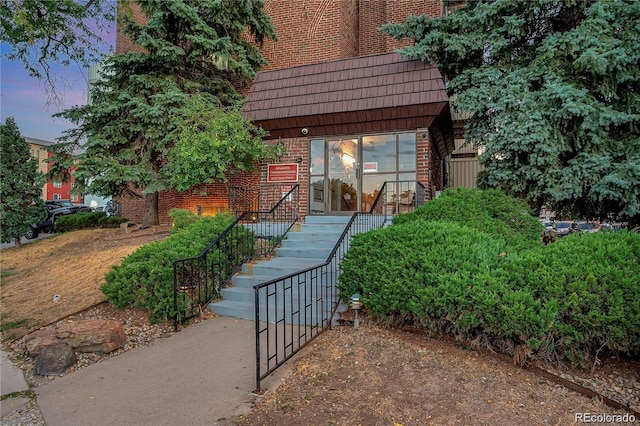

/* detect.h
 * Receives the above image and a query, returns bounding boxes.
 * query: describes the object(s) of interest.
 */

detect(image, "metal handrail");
[254,180,423,392]
[172,184,300,330]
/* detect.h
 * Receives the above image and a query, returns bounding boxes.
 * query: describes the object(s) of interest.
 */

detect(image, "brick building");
[26,137,84,204]
[116,0,455,223]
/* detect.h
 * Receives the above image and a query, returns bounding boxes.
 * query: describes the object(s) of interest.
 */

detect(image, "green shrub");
[98,216,130,228]
[393,188,542,251]
[101,212,248,322]
[339,221,508,319]
[493,231,640,366]
[55,212,106,232]
[168,208,199,233]
[340,220,640,368]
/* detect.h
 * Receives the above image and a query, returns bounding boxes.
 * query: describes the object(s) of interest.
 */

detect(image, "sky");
[0,19,116,143]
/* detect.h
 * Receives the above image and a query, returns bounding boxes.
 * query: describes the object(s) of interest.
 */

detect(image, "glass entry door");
[327,138,359,214]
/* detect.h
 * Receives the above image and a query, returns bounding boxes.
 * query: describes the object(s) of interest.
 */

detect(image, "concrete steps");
[208,216,352,322]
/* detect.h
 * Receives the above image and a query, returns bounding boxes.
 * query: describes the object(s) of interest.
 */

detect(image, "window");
[53,194,61,200]
[71,195,79,202]
[53,181,62,188]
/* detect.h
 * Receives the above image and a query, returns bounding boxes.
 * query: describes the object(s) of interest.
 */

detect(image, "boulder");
[24,329,59,357]
[56,319,126,353]
[34,343,77,375]
[24,319,126,356]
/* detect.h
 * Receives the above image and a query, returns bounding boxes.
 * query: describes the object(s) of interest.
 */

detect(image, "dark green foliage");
[494,231,640,366]
[0,117,47,245]
[339,223,640,367]
[54,212,106,232]
[101,213,240,322]
[393,188,542,251]
[168,208,199,232]
[382,0,640,225]
[339,221,508,319]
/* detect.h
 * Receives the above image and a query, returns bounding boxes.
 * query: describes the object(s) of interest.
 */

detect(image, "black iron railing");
[253,181,403,392]
[172,184,300,330]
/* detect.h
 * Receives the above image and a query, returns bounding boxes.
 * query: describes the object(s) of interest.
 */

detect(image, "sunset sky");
[1,19,116,143]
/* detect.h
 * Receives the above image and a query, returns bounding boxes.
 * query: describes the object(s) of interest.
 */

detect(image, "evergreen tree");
[382,0,640,225]
[50,0,277,227]
[0,117,46,247]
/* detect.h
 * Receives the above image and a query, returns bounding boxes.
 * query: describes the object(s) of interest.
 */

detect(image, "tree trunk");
[13,236,22,249]
[141,192,160,228]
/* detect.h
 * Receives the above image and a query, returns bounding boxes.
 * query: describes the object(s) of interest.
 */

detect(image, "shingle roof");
[244,52,454,156]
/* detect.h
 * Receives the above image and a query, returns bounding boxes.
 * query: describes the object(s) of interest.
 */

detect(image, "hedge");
[101,213,246,322]
[393,187,543,252]
[339,188,639,368]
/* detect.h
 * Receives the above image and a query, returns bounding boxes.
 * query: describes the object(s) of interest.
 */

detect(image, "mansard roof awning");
[244,52,455,158]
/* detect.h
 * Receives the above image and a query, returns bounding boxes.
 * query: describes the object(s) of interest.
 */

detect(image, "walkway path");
[2,317,292,426]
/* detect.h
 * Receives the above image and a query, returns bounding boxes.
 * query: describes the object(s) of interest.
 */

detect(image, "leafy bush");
[492,231,640,366]
[339,221,640,367]
[55,212,106,232]
[393,188,542,251]
[98,216,129,227]
[339,221,508,318]
[168,208,199,232]
[101,213,245,322]
[54,212,129,231]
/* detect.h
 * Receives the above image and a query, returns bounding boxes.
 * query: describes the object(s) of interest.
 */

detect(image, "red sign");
[267,163,299,182]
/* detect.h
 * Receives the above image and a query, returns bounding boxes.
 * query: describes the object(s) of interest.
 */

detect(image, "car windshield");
[555,222,570,229]
[48,201,74,207]
[579,223,594,231]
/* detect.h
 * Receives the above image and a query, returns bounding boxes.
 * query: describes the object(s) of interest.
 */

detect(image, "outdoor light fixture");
[342,153,356,164]
[350,293,362,329]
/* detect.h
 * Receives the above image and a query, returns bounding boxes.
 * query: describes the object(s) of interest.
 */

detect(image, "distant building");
[25,137,83,203]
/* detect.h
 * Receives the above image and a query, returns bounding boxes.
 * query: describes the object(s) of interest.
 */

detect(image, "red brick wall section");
[358,0,444,55]
[259,138,310,217]
[115,2,147,54]
[117,172,260,225]
[341,0,360,58]
[261,0,358,71]
[416,128,434,202]
[415,127,446,201]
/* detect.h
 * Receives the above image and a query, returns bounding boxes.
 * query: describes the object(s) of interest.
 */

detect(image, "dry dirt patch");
[0,226,171,340]
[236,322,639,426]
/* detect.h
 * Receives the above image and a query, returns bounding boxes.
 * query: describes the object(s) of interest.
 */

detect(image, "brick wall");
[260,0,359,71]
[359,0,444,56]
[416,127,446,202]
[259,0,444,70]
[259,138,310,215]
[118,172,260,224]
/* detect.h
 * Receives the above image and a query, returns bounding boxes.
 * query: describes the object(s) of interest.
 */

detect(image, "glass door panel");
[328,138,359,214]
[309,140,326,215]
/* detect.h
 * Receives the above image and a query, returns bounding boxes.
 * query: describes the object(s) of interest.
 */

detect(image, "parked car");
[552,221,572,237]
[577,221,599,233]
[24,200,92,239]
[45,200,92,214]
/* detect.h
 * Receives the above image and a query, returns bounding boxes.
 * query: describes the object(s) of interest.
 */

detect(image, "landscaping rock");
[24,319,126,356]
[24,330,60,357]
[56,319,126,353]
[34,343,77,375]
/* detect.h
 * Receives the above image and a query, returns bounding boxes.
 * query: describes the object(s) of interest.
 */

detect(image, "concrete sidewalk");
[1,349,32,418]
[2,317,291,426]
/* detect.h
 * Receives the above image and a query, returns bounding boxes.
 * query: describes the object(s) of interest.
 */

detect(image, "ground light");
[350,293,362,329]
